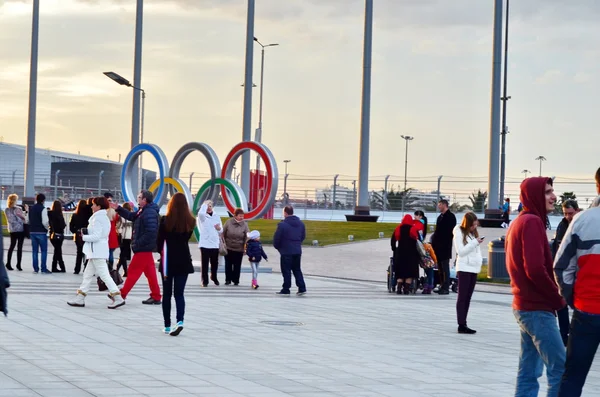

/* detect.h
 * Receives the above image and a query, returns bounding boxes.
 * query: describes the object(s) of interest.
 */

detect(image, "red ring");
[221,142,273,219]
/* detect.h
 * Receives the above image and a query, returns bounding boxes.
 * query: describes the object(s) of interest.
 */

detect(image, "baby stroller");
[387,257,396,293]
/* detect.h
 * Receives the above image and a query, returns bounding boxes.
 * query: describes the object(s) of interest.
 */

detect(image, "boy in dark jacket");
[246,230,267,289]
[506,177,566,397]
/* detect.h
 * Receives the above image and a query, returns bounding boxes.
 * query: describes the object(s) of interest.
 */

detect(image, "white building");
[315,185,356,207]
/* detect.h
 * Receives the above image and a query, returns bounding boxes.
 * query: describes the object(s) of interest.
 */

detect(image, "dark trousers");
[225,251,244,284]
[558,310,600,397]
[557,306,570,346]
[50,237,65,271]
[7,232,25,268]
[74,240,85,274]
[117,239,131,275]
[162,274,188,328]
[439,258,451,290]
[280,254,306,293]
[456,271,477,326]
[200,248,219,285]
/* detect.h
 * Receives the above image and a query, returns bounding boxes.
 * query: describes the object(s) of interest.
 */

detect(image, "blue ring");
[121,143,168,207]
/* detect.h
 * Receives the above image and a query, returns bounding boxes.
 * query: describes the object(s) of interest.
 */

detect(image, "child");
[245,230,267,289]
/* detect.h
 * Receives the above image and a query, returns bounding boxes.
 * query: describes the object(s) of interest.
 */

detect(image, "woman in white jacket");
[67,197,125,309]
[197,200,223,287]
[453,212,484,334]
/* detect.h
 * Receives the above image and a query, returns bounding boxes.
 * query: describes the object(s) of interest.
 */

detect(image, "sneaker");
[297,291,306,296]
[276,291,290,296]
[163,327,172,334]
[253,284,259,290]
[67,293,86,307]
[458,325,477,334]
[41,270,52,274]
[142,297,161,305]
[211,277,220,286]
[201,284,208,288]
[438,289,450,295]
[225,281,231,286]
[170,321,184,336]
[108,294,125,309]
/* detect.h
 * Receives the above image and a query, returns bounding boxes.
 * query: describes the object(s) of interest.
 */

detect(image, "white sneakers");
[108,294,125,309]
[67,291,125,309]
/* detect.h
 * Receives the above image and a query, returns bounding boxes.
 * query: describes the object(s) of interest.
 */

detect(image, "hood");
[247,230,260,240]
[520,177,552,220]
[284,215,303,227]
[401,214,414,226]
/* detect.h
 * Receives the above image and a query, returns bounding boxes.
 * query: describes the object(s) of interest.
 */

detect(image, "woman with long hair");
[69,199,89,275]
[4,194,26,271]
[116,202,133,277]
[49,200,67,273]
[391,214,420,295]
[453,212,484,334]
[157,193,196,336]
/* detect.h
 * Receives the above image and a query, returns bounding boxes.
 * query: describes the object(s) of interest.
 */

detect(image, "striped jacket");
[554,198,600,315]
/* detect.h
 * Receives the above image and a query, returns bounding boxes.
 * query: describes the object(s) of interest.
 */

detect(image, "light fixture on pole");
[535,156,547,177]
[521,169,531,179]
[283,159,291,205]
[400,135,414,214]
[104,71,146,192]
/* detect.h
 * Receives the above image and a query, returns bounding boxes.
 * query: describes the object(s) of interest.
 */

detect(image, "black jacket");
[273,216,306,256]
[246,240,268,263]
[431,210,457,261]
[0,234,9,316]
[48,210,66,236]
[156,217,194,277]
[552,217,570,259]
[117,202,160,253]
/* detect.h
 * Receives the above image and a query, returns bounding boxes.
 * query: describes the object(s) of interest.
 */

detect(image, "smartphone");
[479,236,485,240]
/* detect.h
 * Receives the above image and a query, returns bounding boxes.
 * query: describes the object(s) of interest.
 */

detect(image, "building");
[315,184,357,208]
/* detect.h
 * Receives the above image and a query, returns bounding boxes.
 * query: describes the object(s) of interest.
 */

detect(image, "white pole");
[24,0,40,197]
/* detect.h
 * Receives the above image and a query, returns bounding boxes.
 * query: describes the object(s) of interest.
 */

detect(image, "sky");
[0,0,599,201]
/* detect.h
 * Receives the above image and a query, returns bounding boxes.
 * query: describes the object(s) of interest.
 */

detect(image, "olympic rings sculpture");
[121,141,279,226]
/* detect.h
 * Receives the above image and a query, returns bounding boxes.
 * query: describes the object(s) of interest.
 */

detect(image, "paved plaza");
[2,235,599,397]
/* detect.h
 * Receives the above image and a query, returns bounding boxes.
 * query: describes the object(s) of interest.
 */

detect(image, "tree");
[555,192,577,213]
[386,187,418,211]
[469,189,488,213]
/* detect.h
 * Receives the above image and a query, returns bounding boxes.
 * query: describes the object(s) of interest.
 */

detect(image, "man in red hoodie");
[506,177,566,397]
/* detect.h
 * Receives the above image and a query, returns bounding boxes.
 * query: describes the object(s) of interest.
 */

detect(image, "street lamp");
[283,159,291,205]
[535,156,547,176]
[522,169,531,179]
[104,71,146,191]
[499,0,511,208]
[400,135,414,214]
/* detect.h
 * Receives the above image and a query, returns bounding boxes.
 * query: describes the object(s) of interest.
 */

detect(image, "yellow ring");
[148,177,185,195]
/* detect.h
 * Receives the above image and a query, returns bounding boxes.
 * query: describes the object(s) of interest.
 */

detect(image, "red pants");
[119,252,162,301]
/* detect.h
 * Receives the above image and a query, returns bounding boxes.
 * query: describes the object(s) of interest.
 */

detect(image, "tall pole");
[189,172,194,193]
[384,175,390,212]
[24,0,40,197]
[241,0,255,199]
[283,160,290,205]
[499,0,511,206]
[130,0,144,195]
[54,170,60,201]
[98,171,104,195]
[401,135,414,214]
[139,89,145,191]
[487,0,503,211]
[355,0,373,212]
[436,175,443,215]
[333,174,339,209]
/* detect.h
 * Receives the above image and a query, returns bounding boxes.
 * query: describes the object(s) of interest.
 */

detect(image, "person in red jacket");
[506,177,566,397]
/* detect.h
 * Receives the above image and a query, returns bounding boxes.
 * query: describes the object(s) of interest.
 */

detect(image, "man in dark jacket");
[111,190,162,305]
[29,193,51,274]
[273,206,306,296]
[506,177,566,397]
[431,199,456,294]
[0,231,9,316]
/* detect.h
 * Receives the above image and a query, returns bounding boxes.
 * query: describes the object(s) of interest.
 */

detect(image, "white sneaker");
[67,293,86,307]
[107,294,125,309]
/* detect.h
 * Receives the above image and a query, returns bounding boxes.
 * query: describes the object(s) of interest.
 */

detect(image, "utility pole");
[401,135,414,214]
[498,0,511,205]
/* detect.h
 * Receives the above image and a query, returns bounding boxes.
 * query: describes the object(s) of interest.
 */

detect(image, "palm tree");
[535,156,547,176]
[521,169,531,179]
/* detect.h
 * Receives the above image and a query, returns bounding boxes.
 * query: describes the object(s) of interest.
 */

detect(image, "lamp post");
[24,0,40,197]
[54,170,60,201]
[283,159,291,205]
[332,174,340,210]
[535,156,547,176]
[522,169,531,179]
[240,0,256,199]
[499,0,511,206]
[400,135,414,214]
[189,172,195,193]
[98,170,104,196]
[104,71,146,192]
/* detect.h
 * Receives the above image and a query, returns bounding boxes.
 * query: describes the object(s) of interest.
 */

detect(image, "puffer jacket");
[117,202,160,253]
[223,218,249,252]
[197,204,223,249]
[82,209,110,259]
[453,225,483,274]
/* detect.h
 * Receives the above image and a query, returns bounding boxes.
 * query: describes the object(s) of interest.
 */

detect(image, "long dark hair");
[51,200,63,215]
[75,199,87,215]
[460,212,479,245]
[165,193,196,233]
[414,210,428,239]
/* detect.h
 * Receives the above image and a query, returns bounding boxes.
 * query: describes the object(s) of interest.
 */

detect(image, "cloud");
[535,69,562,85]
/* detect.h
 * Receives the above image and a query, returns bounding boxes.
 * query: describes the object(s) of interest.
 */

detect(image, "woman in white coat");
[197,200,223,287]
[453,212,484,334]
[67,197,125,309]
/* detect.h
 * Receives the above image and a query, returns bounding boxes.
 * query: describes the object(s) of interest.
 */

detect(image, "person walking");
[197,200,223,287]
[431,199,457,294]
[506,177,566,397]
[48,200,66,273]
[157,193,196,336]
[111,190,162,305]
[67,197,125,309]
[0,234,9,316]
[69,199,90,275]
[116,202,133,277]
[29,193,51,274]
[273,206,307,296]
[246,230,267,289]
[4,194,26,271]
[223,208,249,286]
[554,167,600,397]
[453,212,484,334]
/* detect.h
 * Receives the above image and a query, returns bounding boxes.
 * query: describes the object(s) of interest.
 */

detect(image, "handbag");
[97,269,124,291]
[50,233,64,241]
[219,235,228,256]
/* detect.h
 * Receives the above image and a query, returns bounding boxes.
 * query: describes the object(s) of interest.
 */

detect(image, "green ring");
[193,178,243,241]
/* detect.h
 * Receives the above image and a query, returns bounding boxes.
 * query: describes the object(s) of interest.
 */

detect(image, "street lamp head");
[284,159,291,164]
[266,43,279,47]
[401,135,414,141]
[103,71,131,87]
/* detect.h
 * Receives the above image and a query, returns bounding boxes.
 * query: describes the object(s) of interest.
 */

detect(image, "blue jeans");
[514,310,566,397]
[425,267,434,288]
[280,254,306,294]
[108,248,115,270]
[30,233,48,273]
[558,310,600,397]
[162,274,188,328]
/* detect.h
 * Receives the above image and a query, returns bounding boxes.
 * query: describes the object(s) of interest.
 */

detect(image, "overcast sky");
[0,0,598,198]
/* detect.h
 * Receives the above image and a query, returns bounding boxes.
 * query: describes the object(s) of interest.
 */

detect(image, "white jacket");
[118,218,133,240]
[453,225,483,274]
[82,209,110,259]
[197,204,223,249]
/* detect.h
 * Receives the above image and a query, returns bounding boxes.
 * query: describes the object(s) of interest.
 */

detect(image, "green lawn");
[1,211,6,237]
[477,265,511,284]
